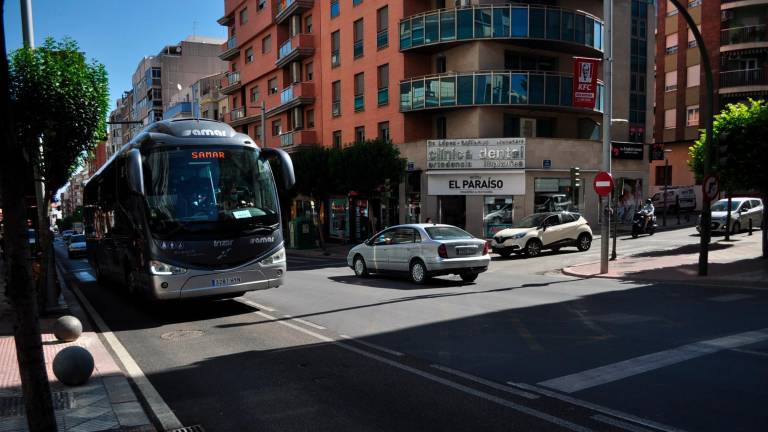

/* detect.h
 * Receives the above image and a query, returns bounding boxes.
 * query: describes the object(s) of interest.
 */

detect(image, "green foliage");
[689,99,768,193]
[290,145,331,198]
[9,37,109,199]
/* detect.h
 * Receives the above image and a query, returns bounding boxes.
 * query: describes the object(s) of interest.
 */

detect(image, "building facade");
[221,0,654,239]
[653,0,767,207]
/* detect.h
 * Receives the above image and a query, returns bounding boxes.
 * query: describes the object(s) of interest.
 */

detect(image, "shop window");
[484,197,514,238]
[534,178,580,213]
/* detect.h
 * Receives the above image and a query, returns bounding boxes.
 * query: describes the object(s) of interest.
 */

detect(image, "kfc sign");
[572,57,600,109]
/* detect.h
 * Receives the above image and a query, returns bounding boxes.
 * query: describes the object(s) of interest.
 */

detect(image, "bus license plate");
[456,247,476,256]
[211,276,242,287]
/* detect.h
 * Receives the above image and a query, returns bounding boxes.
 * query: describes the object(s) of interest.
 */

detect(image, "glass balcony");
[280,86,294,104]
[399,70,603,113]
[399,4,603,53]
[230,107,245,122]
[279,39,293,58]
[721,24,767,45]
[276,34,315,68]
[378,88,389,106]
[219,36,239,61]
[220,71,241,95]
[227,36,237,50]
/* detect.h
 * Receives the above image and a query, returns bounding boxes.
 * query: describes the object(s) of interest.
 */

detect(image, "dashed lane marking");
[430,365,539,400]
[283,315,326,330]
[339,334,404,357]
[240,299,276,312]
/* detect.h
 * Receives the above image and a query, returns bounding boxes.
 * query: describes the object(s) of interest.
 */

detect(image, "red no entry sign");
[593,171,614,197]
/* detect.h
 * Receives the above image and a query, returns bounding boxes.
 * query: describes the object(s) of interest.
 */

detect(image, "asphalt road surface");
[56,227,768,432]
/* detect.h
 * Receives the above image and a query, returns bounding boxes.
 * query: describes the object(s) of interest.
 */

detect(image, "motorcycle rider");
[641,198,655,231]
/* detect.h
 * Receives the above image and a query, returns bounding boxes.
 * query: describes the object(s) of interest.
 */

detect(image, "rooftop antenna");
[192,19,198,41]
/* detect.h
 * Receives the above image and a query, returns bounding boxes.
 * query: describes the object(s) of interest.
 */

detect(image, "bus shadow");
[328,275,469,290]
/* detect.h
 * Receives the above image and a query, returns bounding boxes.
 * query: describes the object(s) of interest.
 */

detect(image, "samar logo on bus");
[181,129,228,137]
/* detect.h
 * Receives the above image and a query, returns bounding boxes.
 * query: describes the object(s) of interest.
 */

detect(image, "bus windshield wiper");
[243,222,279,233]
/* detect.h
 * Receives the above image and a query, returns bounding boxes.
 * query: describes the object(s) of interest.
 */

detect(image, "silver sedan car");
[347,224,490,284]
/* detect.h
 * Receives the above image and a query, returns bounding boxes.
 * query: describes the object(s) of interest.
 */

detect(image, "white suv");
[491,212,593,258]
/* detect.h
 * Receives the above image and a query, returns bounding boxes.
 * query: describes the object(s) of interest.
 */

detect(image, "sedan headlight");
[149,260,187,275]
[262,247,286,265]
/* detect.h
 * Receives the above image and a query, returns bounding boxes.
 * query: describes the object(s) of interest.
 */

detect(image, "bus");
[83,119,295,300]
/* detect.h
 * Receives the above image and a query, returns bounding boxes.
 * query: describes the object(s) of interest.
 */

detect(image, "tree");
[0,2,57,430]
[689,99,768,257]
[330,139,405,196]
[9,37,109,309]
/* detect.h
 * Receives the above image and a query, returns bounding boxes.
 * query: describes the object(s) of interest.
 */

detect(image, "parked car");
[491,212,592,258]
[67,234,87,258]
[347,224,490,284]
[62,230,74,242]
[534,193,572,213]
[484,203,514,224]
[697,198,764,234]
[652,186,696,213]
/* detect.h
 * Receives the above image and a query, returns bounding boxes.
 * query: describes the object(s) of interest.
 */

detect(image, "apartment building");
[220,0,654,238]
[653,0,767,204]
[106,90,133,159]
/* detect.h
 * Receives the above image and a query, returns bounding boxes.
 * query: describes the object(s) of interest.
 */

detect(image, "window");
[268,77,278,95]
[258,0,266,11]
[332,131,342,149]
[687,26,700,48]
[665,71,677,92]
[378,121,390,141]
[436,117,447,139]
[332,80,341,116]
[687,64,700,87]
[331,0,339,18]
[655,165,672,186]
[306,62,313,81]
[353,0,362,5]
[664,108,676,129]
[331,31,340,67]
[272,120,281,136]
[355,126,365,143]
[377,6,389,49]
[666,0,678,16]
[306,15,313,33]
[354,72,365,111]
[245,47,254,63]
[240,7,248,25]
[306,109,314,128]
[688,0,701,7]
[377,64,389,106]
[665,33,678,54]
[686,105,699,126]
[262,35,272,54]
[354,19,364,58]
[250,86,259,104]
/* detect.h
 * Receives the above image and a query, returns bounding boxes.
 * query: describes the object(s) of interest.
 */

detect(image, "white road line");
[430,365,538,400]
[75,271,96,282]
[538,327,768,394]
[241,299,276,312]
[592,414,654,432]
[339,334,404,357]
[235,300,593,432]
[62,267,183,431]
[730,348,768,359]
[508,382,687,432]
[283,315,326,330]
[707,294,755,302]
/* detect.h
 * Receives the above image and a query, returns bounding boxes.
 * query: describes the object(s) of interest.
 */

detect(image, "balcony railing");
[720,69,766,87]
[399,70,603,113]
[377,29,388,49]
[275,34,315,67]
[275,0,314,24]
[225,71,240,87]
[354,94,364,111]
[399,4,603,53]
[230,107,245,122]
[279,40,293,58]
[721,24,767,45]
[280,86,295,104]
[279,129,316,148]
[378,88,389,106]
[227,37,237,50]
[220,36,239,60]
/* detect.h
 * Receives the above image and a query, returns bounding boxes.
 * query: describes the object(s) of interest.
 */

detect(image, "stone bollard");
[53,315,82,342]
[53,346,94,386]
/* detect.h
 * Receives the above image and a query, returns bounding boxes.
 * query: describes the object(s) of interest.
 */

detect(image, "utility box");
[289,216,316,249]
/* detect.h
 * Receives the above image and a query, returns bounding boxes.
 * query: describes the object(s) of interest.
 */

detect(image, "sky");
[3,0,226,108]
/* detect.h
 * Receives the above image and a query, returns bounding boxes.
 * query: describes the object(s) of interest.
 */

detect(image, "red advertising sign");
[573,57,600,109]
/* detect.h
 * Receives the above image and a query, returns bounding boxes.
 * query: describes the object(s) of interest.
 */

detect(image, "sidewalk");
[0,262,155,432]
[564,231,768,288]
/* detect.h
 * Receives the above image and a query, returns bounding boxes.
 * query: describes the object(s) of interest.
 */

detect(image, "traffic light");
[570,167,581,207]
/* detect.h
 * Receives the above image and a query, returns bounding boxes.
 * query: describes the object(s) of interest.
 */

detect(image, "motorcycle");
[632,210,657,238]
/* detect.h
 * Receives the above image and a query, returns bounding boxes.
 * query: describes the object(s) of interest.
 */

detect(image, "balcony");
[399,70,603,113]
[219,36,239,61]
[399,4,603,55]
[720,69,768,92]
[278,130,317,149]
[721,24,767,48]
[275,0,314,25]
[217,12,234,26]
[275,34,316,68]
[163,102,192,120]
[220,71,242,95]
[266,82,315,117]
[228,107,245,123]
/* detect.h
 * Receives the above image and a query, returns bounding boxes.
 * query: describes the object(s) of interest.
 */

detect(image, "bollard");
[749,218,753,236]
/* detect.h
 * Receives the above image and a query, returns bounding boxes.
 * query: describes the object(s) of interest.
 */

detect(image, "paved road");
[55,227,768,432]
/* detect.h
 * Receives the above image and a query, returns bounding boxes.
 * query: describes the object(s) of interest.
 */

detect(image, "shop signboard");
[426,138,525,170]
[611,142,644,160]
[427,171,525,196]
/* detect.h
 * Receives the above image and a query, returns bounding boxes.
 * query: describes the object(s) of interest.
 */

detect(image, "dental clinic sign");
[426,138,525,170]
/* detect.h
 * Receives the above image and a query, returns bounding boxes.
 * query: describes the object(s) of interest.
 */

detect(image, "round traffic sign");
[702,175,719,201]
[593,171,614,197]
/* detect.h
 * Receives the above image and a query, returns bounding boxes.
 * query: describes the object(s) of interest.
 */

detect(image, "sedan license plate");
[456,247,476,256]
[211,276,242,287]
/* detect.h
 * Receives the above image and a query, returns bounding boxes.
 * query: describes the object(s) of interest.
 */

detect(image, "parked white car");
[347,224,490,284]
[698,198,763,233]
[652,186,696,212]
[491,212,593,258]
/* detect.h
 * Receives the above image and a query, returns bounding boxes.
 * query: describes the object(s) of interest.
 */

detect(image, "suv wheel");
[525,239,542,257]
[576,233,592,251]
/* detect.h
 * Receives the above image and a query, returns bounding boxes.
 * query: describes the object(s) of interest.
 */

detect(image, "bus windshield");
[143,146,279,237]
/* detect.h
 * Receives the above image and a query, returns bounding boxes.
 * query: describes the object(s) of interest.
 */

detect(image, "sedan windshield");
[711,200,743,212]
[425,226,474,240]
[143,146,279,237]
[512,213,549,228]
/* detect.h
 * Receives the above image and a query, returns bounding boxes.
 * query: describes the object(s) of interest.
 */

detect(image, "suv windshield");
[512,213,549,228]
[711,200,743,212]
[143,146,279,237]
[425,226,474,240]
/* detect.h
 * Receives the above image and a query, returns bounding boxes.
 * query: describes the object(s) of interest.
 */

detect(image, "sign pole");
[600,0,613,274]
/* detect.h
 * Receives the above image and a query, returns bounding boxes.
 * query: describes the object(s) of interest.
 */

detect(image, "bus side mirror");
[126,149,144,195]
[260,147,296,189]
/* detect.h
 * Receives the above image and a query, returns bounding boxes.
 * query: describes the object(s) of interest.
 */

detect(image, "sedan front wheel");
[353,255,369,277]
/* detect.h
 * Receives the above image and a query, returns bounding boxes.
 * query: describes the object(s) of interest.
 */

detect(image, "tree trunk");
[35,210,57,313]
[0,3,58,430]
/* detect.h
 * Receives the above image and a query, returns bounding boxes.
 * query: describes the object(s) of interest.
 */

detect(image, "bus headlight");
[262,247,286,265]
[149,260,187,275]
